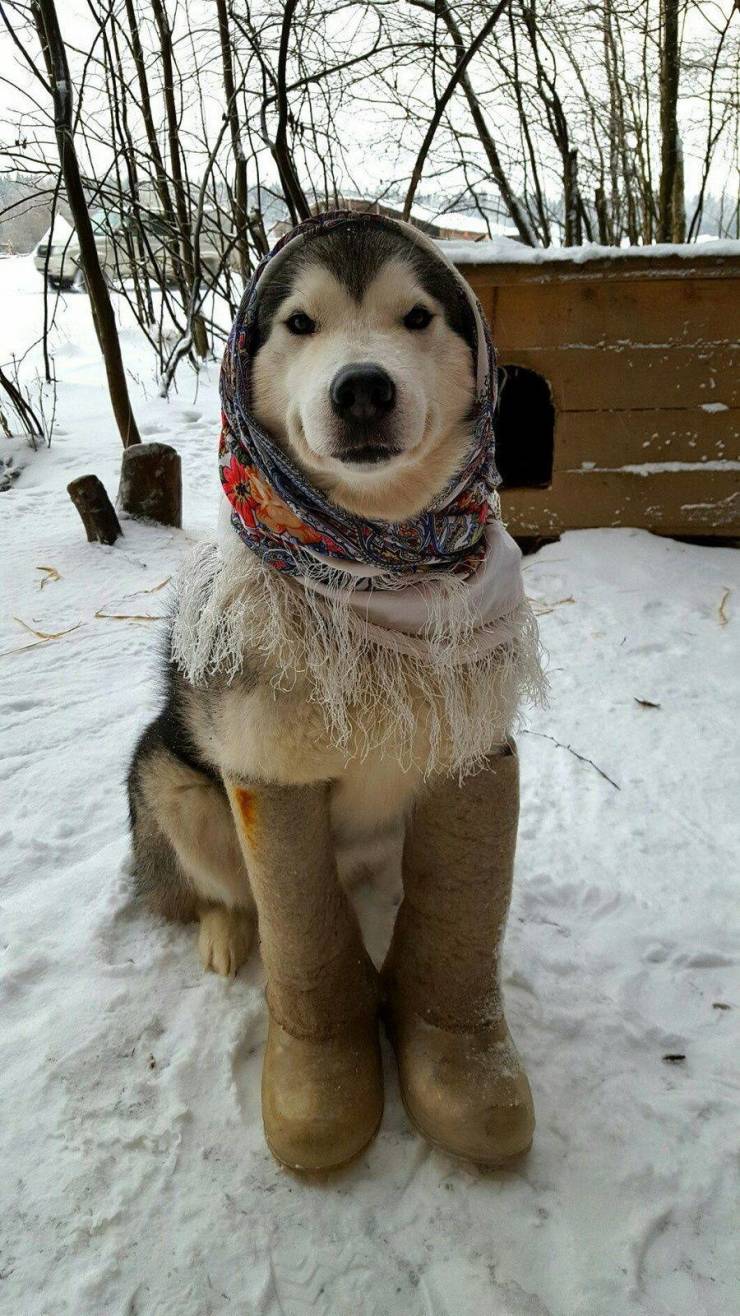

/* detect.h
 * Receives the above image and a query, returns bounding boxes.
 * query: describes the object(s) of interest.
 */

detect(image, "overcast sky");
[1,1,737,228]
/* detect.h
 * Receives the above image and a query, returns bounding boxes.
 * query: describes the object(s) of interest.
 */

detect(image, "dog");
[128,213,539,1170]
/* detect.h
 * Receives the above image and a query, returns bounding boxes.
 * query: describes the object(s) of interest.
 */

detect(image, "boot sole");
[383,1006,533,1169]
[398,1092,533,1169]
[265,1110,383,1175]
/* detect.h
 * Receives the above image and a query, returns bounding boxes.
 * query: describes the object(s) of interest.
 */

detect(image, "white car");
[34,207,236,290]
[33,216,79,288]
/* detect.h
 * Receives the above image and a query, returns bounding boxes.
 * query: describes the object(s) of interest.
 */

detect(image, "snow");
[37,214,74,248]
[438,235,740,266]
[1,254,739,1315]
[409,203,497,237]
[577,461,740,475]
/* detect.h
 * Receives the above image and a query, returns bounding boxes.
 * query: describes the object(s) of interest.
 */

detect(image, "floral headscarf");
[218,210,500,592]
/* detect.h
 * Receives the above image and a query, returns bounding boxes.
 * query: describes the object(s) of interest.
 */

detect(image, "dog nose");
[330,364,396,421]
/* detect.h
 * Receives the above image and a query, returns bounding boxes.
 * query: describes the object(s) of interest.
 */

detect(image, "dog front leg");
[225,778,382,1171]
[382,743,534,1165]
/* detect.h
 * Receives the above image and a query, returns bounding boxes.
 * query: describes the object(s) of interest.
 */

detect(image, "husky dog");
[128,215,540,1172]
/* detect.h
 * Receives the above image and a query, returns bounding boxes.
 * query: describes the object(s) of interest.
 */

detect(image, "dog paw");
[198,906,255,978]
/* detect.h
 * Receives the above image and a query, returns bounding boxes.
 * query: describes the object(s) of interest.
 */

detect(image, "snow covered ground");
[1,255,738,1315]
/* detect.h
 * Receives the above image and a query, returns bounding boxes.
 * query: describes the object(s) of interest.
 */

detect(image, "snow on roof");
[39,214,74,244]
[437,235,740,265]
[332,192,510,238]
[409,203,490,235]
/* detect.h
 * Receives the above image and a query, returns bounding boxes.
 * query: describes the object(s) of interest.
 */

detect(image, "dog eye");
[285,311,316,336]
[403,305,434,331]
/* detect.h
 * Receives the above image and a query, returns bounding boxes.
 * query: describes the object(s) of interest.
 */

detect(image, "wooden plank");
[500,469,740,537]
[457,252,740,288]
[495,346,739,411]
[474,278,739,350]
[551,407,740,471]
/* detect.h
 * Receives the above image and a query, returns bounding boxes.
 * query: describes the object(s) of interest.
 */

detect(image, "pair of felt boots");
[247,746,534,1172]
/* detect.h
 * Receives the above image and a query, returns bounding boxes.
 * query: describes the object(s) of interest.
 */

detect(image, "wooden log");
[67,474,122,545]
[119,440,182,527]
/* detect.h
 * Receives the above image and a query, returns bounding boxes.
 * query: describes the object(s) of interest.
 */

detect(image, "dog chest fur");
[183,660,424,853]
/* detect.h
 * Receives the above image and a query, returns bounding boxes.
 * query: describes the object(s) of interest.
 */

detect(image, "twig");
[135,577,170,595]
[0,364,44,444]
[36,564,61,589]
[531,595,575,616]
[718,588,731,626]
[1,638,59,657]
[94,609,160,622]
[13,616,81,641]
[521,729,621,790]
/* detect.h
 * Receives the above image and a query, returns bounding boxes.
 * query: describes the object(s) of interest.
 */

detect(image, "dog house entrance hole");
[495,365,554,489]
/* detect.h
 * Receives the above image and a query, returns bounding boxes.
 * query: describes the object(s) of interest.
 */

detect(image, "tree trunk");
[658,0,680,242]
[563,148,581,246]
[672,138,686,242]
[121,0,191,311]
[107,16,156,327]
[271,0,311,223]
[149,0,209,358]
[247,208,270,258]
[32,0,141,448]
[432,0,536,246]
[68,475,122,545]
[215,0,250,281]
[594,186,609,245]
[403,0,511,222]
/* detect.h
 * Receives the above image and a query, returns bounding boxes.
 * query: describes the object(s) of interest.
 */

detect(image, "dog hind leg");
[128,729,255,975]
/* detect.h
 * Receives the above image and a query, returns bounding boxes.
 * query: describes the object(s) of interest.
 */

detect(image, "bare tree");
[1,0,737,414]
[215,0,250,279]
[30,0,141,447]
[402,0,511,220]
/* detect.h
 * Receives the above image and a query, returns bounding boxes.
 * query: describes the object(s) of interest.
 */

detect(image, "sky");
[1,0,737,233]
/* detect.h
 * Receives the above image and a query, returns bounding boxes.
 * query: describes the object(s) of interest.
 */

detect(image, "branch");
[272,0,310,223]
[403,0,511,221]
[520,729,621,790]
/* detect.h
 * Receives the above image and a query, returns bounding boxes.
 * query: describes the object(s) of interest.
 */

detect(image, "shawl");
[218,210,497,595]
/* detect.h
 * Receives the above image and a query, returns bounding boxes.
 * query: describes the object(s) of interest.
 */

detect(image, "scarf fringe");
[171,540,547,780]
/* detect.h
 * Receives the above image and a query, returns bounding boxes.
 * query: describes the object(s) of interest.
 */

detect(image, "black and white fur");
[128,222,501,976]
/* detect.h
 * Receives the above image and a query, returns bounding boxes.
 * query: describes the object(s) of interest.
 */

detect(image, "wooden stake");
[119,441,182,527]
[67,475,122,545]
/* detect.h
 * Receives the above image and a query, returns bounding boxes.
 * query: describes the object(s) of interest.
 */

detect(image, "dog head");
[249,221,478,521]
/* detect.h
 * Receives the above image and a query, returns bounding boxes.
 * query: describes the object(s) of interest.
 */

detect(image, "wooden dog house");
[446,242,740,540]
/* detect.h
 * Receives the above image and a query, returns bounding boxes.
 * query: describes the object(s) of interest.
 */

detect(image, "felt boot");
[382,743,534,1166]
[227,779,382,1172]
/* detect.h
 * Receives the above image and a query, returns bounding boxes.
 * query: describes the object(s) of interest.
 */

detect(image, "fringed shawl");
[172,211,546,775]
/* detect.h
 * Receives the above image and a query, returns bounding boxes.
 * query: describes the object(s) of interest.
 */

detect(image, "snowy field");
[1,255,738,1315]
